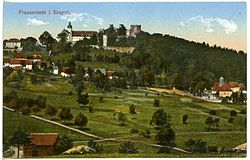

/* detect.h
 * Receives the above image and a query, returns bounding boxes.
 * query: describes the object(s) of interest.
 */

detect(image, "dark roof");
[72,31,98,37]
[29,133,59,146]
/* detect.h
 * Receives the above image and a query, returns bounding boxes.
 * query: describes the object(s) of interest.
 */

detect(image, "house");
[94,68,106,75]
[30,55,42,62]
[106,71,115,79]
[15,53,28,60]
[9,59,22,70]
[23,133,59,158]
[24,60,33,70]
[211,77,246,98]
[4,38,21,49]
[232,143,247,153]
[61,22,98,44]
[3,58,10,67]
[60,67,70,77]
[37,61,51,69]
[52,66,59,75]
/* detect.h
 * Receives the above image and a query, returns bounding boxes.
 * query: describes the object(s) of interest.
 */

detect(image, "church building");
[61,22,98,44]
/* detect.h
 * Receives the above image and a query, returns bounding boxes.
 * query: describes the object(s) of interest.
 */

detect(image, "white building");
[52,66,59,75]
[24,60,33,70]
[4,38,21,49]
[61,22,98,44]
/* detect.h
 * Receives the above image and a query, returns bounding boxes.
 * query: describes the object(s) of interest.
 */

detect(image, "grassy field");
[3,109,93,144]
[3,73,246,157]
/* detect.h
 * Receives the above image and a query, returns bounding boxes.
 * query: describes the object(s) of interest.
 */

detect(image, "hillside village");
[3,22,247,158]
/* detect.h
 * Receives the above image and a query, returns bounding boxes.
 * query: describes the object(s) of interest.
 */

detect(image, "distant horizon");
[3,2,247,52]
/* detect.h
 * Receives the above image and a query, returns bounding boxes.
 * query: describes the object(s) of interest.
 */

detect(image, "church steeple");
[67,22,72,29]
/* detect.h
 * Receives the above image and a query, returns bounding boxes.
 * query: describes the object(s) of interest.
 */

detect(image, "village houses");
[211,76,245,98]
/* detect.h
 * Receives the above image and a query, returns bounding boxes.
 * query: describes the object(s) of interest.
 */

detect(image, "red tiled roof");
[31,55,42,59]
[14,66,22,70]
[228,82,239,88]
[4,58,10,63]
[106,71,114,77]
[9,59,21,65]
[72,31,98,37]
[212,83,232,92]
[61,67,70,73]
[16,53,28,59]
[25,60,33,65]
[37,61,50,67]
[239,83,246,90]
[29,133,59,146]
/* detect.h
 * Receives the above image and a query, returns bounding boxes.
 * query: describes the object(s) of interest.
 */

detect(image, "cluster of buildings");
[3,52,117,80]
[62,22,142,45]
[4,53,41,71]
[4,38,22,50]
[62,22,138,53]
[211,76,246,98]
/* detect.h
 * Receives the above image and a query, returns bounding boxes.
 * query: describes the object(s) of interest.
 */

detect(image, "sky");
[3,2,247,52]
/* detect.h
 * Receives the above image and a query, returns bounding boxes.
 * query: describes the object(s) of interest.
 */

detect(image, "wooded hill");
[122,32,246,92]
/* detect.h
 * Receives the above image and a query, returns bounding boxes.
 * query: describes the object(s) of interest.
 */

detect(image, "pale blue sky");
[3,2,247,51]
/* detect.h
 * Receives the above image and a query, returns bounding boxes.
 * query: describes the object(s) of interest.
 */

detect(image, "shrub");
[185,139,207,153]
[154,99,160,107]
[75,113,88,128]
[182,115,188,124]
[228,117,234,123]
[129,104,136,114]
[88,140,103,153]
[130,128,139,133]
[45,105,58,117]
[208,146,218,153]
[58,108,73,121]
[118,141,138,154]
[98,96,104,103]
[240,109,246,114]
[56,135,73,154]
[68,91,73,95]
[209,110,216,115]
[20,106,31,115]
[230,110,237,116]
[31,105,41,113]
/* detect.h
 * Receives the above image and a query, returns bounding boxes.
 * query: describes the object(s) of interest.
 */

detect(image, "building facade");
[23,133,59,158]
[62,22,98,44]
[4,38,21,49]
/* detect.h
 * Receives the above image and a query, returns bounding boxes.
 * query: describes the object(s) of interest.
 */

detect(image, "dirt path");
[146,87,215,103]
[3,106,191,154]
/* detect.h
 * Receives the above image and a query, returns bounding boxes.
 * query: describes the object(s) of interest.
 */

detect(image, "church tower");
[67,22,72,32]
[66,22,73,42]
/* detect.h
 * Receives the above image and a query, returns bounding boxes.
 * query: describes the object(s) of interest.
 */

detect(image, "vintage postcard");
[2,1,247,158]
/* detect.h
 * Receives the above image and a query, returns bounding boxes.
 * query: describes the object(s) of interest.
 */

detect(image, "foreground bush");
[118,141,138,154]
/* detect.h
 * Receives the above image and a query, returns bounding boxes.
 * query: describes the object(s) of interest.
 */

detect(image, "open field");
[3,73,246,157]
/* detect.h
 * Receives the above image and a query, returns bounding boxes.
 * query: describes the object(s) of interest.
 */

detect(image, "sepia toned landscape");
[3,2,247,158]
